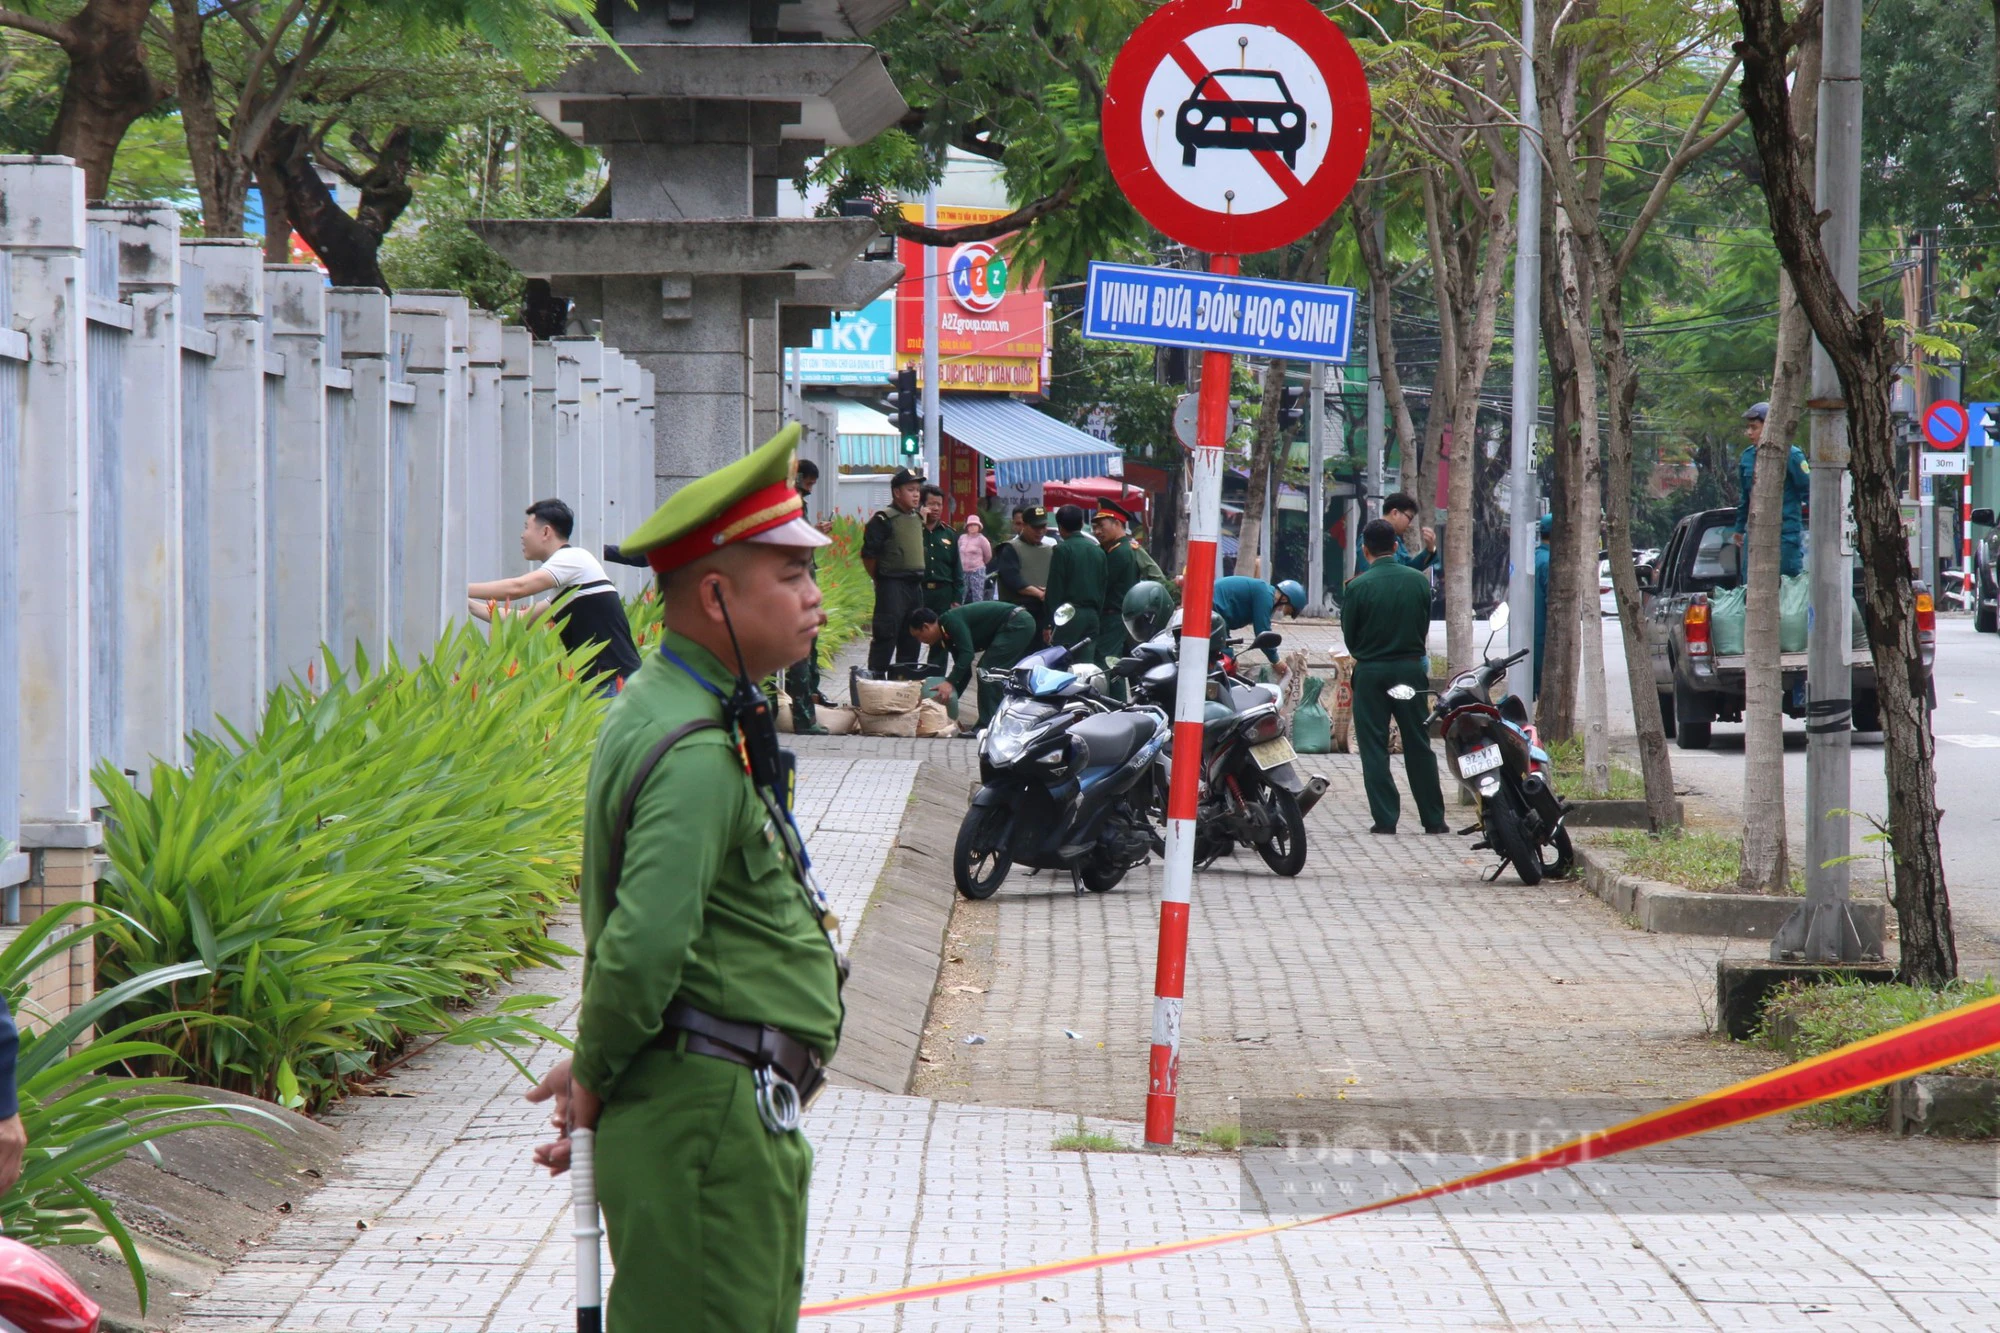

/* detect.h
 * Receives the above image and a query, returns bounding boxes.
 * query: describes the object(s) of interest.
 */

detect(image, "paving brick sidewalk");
[172,750,2000,1332]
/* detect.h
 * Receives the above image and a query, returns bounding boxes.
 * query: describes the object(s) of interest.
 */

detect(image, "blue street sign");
[1082,261,1357,363]
[1967,401,2000,449]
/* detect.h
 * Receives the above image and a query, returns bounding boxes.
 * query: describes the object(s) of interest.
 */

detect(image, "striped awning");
[943,397,1119,489]
[833,399,908,468]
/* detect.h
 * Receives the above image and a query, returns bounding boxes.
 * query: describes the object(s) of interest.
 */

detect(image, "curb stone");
[1576,841,1886,945]
[1563,798,1684,828]
[825,762,962,1095]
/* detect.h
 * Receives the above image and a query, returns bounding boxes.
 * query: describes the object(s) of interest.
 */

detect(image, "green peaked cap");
[620,422,803,559]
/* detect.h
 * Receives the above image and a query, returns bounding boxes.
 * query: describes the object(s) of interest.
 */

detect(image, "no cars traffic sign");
[1102,0,1371,255]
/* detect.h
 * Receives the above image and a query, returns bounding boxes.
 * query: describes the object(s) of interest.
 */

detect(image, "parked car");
[1973,506,1998,634]
[1598,558,1617,617]
[1639,508,1934,747]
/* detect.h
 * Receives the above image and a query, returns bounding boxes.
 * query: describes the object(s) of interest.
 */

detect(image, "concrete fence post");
[553,340,584,526]
[394,293,470,611]
[532,339,558,502]
[264,266,328,684]
[181,239,267,736]
[2,158,94,842]
[499,326,535,573]
[565,337,605,557]
[389,305,451,657]
[326,287,394,667]
[96,202,184,779]
[466,311,505,587]
[599,350,626,582]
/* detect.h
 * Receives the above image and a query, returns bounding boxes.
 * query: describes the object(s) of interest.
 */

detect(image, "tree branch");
[887,176,1078,246]
[0,6,70,45]
[1611,56,1746,276]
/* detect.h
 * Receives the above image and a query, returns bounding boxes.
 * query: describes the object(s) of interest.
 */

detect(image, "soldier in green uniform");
[919,485,963,618]
[526,424,844,1333]
[991,505,1056,638]
[1092,501,1142,690]
[907,601,1038,729]
[1344,518,1448,835]
[1044,504,1106,656]
[862,468,927,671]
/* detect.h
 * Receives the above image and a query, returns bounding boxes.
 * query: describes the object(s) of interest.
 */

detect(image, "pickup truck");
[1639,508,1934,749]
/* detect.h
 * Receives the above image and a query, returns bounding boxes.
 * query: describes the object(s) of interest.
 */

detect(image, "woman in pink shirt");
[958,514,994,601]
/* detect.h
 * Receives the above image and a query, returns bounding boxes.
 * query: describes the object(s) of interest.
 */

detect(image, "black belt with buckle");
[655,1000,826,1105]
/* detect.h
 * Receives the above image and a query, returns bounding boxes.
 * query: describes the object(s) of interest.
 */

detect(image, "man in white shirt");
[469,499,644,691]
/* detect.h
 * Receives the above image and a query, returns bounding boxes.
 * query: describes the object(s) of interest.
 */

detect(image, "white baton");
[571,1127,604,1333]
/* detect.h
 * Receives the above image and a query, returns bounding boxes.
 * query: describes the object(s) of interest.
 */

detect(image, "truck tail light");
[1916,590,1935,666]
[1684,603,1711,658]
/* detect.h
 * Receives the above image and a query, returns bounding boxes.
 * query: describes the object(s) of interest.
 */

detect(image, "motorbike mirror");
[1252,630,1283,655]
[1386,684,1418,701]
[1052,603,1076,627]
[1488,601,1511,633]
[1112,657,1145,679]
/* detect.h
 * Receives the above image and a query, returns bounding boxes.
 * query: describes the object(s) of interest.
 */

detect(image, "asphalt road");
[1597,613,2000,967]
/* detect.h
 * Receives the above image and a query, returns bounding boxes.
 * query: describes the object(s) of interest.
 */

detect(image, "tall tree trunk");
[1738,0,1955,985]
[1597,286,1679,829]
[254,150,293,264]
[165,0,250,236]
[1740,29,1818,892]
[1235,357,1288,575]
[40,0,168,199]
[1553,207,1612,793]
[1538,180,1584,740]
[1352,198,1420,502]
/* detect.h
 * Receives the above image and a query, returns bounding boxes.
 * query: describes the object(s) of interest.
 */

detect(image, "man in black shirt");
[470,498,644,693]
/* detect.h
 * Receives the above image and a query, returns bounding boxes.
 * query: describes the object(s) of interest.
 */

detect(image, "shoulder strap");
[603,719,724,904]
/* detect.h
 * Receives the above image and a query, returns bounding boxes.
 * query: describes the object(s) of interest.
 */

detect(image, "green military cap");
[620,422,832,574]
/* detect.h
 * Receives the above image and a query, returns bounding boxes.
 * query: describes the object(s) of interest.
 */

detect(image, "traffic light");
[886,365,922,456]
[1277,384,1307,434]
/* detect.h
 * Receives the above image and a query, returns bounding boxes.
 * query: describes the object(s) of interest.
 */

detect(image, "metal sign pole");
[922,188,942,483]
[1506,0,1542,703]
[1146,252,1236,1148]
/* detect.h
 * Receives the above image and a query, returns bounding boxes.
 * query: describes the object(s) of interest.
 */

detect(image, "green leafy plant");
[1599,828,1804,896]
[93,617,601,1112]
[0,904,281,1309]
[1759,977,2000,1131]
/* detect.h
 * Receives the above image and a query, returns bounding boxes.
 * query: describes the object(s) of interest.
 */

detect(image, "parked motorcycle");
[952,644,1170,900]
[1403,603,1574,885]
[1114,590,1325,877]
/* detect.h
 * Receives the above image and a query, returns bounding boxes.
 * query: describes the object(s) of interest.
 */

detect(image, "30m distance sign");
[1082,261,1356,363]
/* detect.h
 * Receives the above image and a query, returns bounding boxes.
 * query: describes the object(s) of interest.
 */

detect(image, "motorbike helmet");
[1274,579,1306,615]
[1122,580,1177,644]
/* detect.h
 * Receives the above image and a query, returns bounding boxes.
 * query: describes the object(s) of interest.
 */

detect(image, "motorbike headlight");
[984,704,1051,767]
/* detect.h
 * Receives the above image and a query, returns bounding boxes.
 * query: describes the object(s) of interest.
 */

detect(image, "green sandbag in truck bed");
[1709,585,1746,656]
[1778,571,1809,652]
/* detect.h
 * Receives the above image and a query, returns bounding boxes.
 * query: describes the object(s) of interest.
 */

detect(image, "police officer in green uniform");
[862,469,927,671]
[1344,518,1448,835]
[907,601,1038,730]
[919,485,963,618]
[1044,504,1106,655]
[992,505,1056,638]
[526,424,843,1333]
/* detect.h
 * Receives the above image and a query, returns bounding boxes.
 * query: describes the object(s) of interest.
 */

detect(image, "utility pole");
[1506,0,1543,703]
[1774,0,1864,963]
[922,186,941,482]
[1366,216,1387,526]
[1307,359,1327,613]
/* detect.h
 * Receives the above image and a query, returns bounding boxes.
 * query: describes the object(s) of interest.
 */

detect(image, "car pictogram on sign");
[1175,69,1307,167]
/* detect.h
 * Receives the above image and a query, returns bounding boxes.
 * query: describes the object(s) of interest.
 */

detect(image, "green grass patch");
[1051,1120,1129,1153]
[1543,736,1646,802]
[1598,828,1804,896]
[1200,1123,1242,1151]
[1760,977,2000,1131]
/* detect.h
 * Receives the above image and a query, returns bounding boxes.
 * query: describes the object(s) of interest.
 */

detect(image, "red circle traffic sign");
[1103,0,1371,255]
[1923,399,1969,450]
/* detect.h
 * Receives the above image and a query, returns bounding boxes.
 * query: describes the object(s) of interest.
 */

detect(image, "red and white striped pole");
[1145,253,1238,1147]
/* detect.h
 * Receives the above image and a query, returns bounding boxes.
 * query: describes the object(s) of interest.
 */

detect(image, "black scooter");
[953,646,1171,899]
[1405,602,1574,884]
[1114,618,1326,876]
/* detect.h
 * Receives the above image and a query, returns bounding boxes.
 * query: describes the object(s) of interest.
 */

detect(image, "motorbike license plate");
[1459,744,1503,777]
[1250,736,1296,770]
